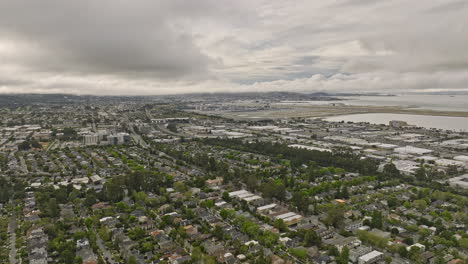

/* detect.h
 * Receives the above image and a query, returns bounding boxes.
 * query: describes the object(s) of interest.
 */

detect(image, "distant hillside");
[0,94,147,107]
[0,91,396,107]
[166,91,342,101]
[0,94,82,106]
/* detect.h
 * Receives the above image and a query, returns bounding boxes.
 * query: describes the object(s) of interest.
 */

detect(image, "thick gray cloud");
[0,0,467,95]
[0,0,229,78]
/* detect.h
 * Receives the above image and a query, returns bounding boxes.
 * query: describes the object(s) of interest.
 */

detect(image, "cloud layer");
[0,0,467,95]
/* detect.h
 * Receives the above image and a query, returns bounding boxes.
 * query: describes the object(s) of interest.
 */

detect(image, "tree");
[403,201,411,208]
[18,141,31,151]
[63,127,77,138]
[387,196,400,208]
[0,176,14,203]
[59,248,75,264]
[97,256,105,264]
[191,247,203,262]
[371,211,383,229]
[302,229,321,247]
[103,180,124,202]
[363,219,371,227]
[74,256,83,264]
[408,246,421,262]
[30,139,42,149]
[141,242,153,253]
[84,217,93,228]
[292,191,309,213]
[273,219,288,232]
[321,203,345,228]
[398,245,408,258]
[220,209,235,220]
[84,192,97,207]
[341,185,349,199]
[222,191,231,202]
[202,255,217,264]
[382,162,400,178]
[391,228,399,235]
[212,225,224,240]
[415,166,427,181]
[412,200,427,211]
[128,256,138,264]
[174,181,187,193]
[337,246,349,264]
[403,237,414,245]
[289,248,308,260]
[459,238,468,249]
[202,138,378,175]
[167,123,178,133]
[261,180,286,201]
[356,230,389,249]
[46,198,60,218]
[328,246,339,256]
[133,191,147,204]
[98,227,111,242]
[201,199,214,208]
[128,228,146,240]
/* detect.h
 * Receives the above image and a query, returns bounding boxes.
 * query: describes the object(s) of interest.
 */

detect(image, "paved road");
[211,209,304,264]
[46,139,58,152]
[8,215,17,264]
[131,133,149,149]
[19,157,28,174]
[129,125,149,149]
[156,124,184,137]
[95,230,117,264]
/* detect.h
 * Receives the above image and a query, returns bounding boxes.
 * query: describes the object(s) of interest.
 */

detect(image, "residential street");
[95,229,117,264]
[8,214,17,264]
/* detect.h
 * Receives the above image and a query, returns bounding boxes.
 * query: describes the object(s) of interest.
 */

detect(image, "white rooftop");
[454,155,468,162]
[359,250,383,262]
[215,201,227,207]
[30,182,42,187]
[288,144,331,152]
[275,212,297,220]
[417,156,438,161]
[257,203,277,211]
[229,190,249,197]
[237,192,254,199]
[448,174,468,189]
[394,146,432,155]
[242,195,262,202]
[283,215,303,222]
[435,159,466,167]
[376,143,398,149]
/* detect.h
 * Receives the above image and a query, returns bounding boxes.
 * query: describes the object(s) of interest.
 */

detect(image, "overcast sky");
[0,0,467,95]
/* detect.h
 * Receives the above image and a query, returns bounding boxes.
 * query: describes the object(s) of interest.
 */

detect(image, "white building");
[288,144,331,152]
[416,156,438,162]
[406,243,426,252]
[435,159,466,168]
[257,203,276,213]
[453,155,468,163]
[376,143,398,149]
[394,146,432,155]
[358,250,383,264]
[392,160,420,175]
[448,174,468,189]
[83,134,99,145]
[389,120,408,128]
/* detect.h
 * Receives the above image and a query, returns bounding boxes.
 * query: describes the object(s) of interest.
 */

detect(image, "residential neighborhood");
[0,94,467,264]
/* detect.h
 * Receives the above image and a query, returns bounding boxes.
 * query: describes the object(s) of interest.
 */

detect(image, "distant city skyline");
[0,0,467,95]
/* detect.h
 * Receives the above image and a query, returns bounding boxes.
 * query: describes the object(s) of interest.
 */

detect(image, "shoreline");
[200,104,468,120]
